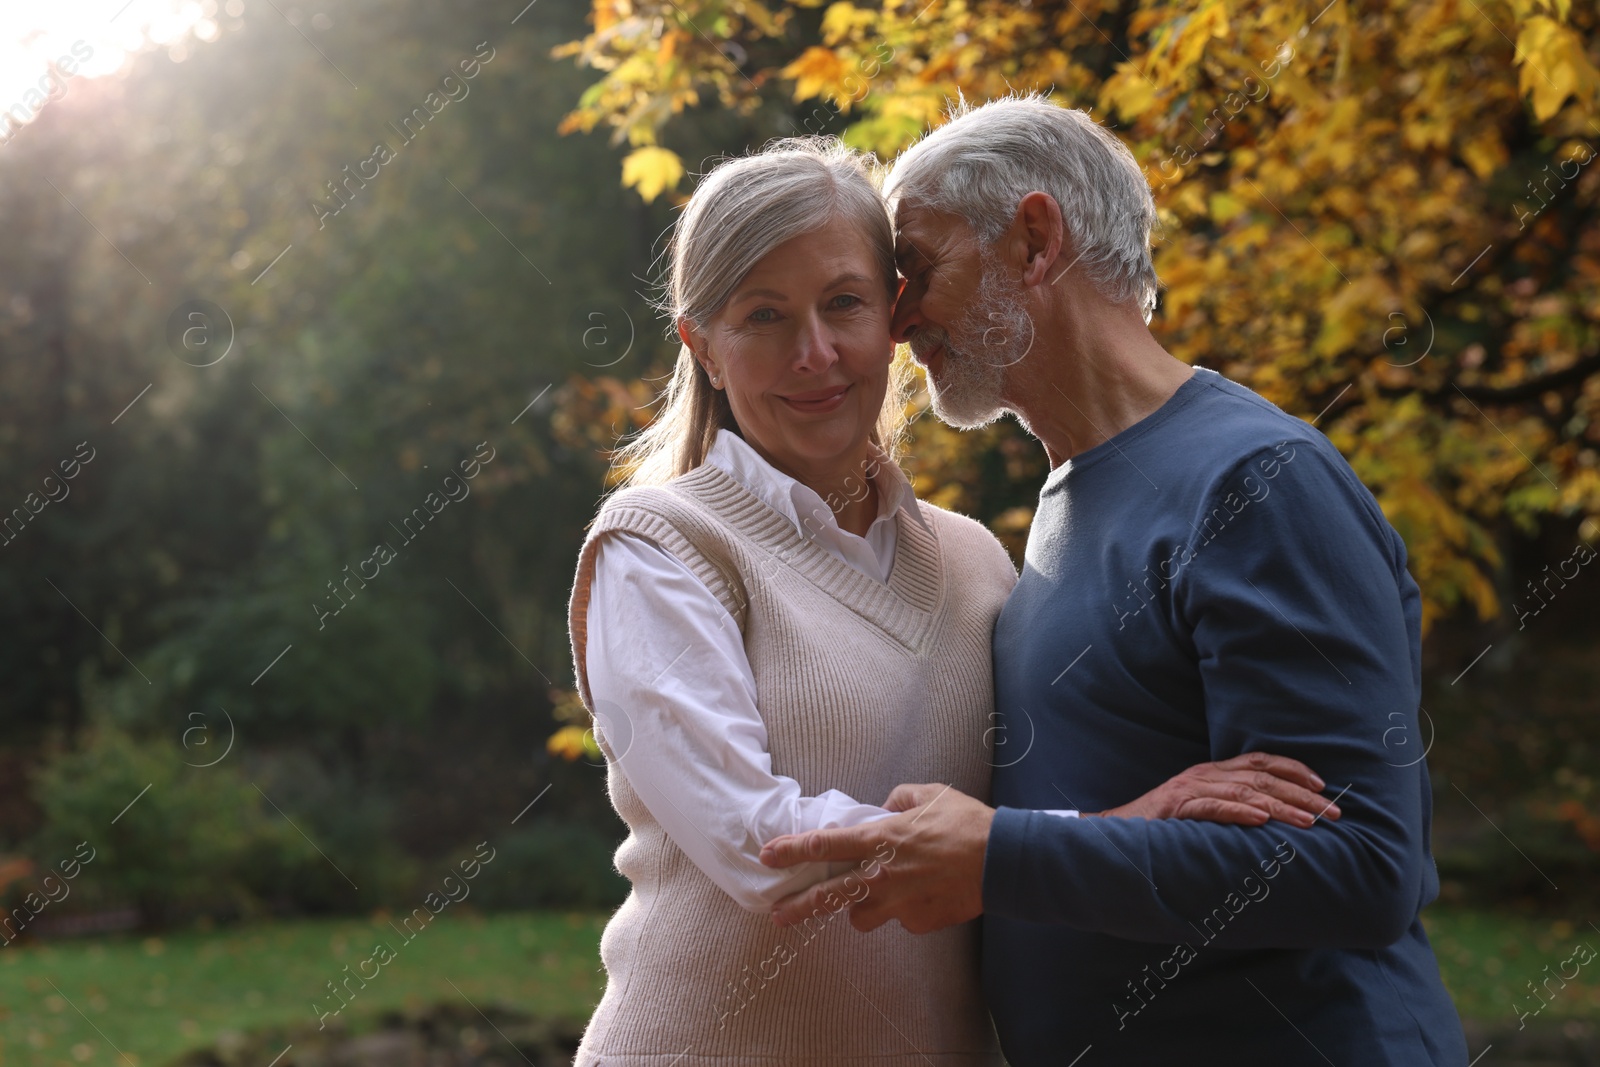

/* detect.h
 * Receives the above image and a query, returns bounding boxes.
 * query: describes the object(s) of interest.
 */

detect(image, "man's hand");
[760,783,991,935]
[760,755,1334,938]
[1099,752,1338,828]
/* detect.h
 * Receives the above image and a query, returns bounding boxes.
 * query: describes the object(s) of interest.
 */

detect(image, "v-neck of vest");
[675,462,945,652]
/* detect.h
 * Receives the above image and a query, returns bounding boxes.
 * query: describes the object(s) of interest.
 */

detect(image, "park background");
[0,0,1597,1063]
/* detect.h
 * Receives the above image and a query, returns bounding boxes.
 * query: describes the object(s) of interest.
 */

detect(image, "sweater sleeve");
[587,530,893,913]
[982,440,1431,950]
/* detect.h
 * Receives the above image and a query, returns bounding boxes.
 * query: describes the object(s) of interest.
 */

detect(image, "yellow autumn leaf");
[1156,1,1230,84]
[592,0,626,33]
[1100,61,1157,120]
[546,724,593,762]
[1459,129,1507,179]
[1209,190,1247,222]
[1171,181,1208,219]
[621,146,685,202]
[782,45,850,102]
[820,1,874,43]
[1507,0,1570,20]
[1514,16,1600,121]
[1313,275,1392,357]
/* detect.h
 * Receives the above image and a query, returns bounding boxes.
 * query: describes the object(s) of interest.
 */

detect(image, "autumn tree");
[554,0,1600,631]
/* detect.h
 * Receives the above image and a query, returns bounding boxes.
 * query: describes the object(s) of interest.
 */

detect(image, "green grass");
[0,910,607,1067]
[0,906,1590,1066]
[1422,907,1600,1023]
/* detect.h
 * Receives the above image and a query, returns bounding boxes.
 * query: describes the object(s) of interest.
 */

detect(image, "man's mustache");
[910,326,950,363]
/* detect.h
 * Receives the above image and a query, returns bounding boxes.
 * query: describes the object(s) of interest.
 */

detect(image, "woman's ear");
[679,319,721,387]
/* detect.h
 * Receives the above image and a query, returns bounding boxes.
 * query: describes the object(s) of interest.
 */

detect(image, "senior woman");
[566,138,1327,1065]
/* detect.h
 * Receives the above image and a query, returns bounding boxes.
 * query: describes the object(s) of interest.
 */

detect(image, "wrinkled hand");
[758,756,1334,937]
[1099,752,1338,828]
[760,783,991,935]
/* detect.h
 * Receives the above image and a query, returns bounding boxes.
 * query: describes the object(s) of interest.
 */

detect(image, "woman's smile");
[778,383,852,414]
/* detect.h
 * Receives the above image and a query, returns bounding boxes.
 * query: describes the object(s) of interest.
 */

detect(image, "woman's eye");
[748,308,777,324]
[829,294,861,310]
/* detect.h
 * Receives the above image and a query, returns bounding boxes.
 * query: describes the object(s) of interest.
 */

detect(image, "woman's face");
[686,215,894,483]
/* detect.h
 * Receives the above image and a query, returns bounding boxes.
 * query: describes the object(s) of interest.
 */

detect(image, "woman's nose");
[791,314,839,373]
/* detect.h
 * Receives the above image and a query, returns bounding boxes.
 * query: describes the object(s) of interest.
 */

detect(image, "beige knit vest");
[566,462,1016,1066]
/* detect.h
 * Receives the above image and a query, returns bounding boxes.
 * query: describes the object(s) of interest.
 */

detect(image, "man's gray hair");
[884,94,1162,320]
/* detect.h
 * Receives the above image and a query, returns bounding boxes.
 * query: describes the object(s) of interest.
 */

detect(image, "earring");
[710,372,721,387]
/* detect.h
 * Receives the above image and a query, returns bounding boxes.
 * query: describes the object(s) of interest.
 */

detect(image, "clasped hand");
[759,752,1337,935]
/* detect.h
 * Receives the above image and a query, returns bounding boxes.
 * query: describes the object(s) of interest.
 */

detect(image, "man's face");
[890,200,1032,429]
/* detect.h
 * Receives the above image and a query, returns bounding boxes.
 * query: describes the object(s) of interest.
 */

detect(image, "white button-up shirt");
[584,428,1073,913]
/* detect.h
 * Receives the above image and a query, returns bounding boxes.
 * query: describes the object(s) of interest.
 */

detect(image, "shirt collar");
[706,428,931,537]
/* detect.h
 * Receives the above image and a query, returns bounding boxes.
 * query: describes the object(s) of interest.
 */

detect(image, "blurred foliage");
[27,724,318,926]
[467,822,629,911]
[0,0,661,918]
[1427,636,1600,907]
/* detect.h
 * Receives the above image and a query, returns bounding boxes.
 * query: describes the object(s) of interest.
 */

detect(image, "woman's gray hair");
[883,94,1162,321]
[613,137,910,488]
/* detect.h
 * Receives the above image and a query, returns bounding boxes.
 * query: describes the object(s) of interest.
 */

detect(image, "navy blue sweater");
[983,368,1467,1065]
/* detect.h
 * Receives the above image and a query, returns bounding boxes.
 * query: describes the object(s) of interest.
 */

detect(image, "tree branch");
[1445,352,1600,405]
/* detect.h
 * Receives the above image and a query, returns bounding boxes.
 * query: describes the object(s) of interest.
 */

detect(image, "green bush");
[243,749,420,914]
[469,822,628,911]
[27,724,319,927]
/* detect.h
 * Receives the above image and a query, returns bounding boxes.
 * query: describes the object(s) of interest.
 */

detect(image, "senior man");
[760,96,1467,1065]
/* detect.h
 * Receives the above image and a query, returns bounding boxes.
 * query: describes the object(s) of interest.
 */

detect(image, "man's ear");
[1014,191,1065,289]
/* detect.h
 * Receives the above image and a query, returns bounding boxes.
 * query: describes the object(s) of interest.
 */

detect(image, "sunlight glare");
[0,0,209,134]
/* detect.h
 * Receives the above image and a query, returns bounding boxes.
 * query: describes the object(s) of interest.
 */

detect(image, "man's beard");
[910,250,1034,430]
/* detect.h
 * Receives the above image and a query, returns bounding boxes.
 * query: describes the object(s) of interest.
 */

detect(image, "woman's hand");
[1094,752,1338,829]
